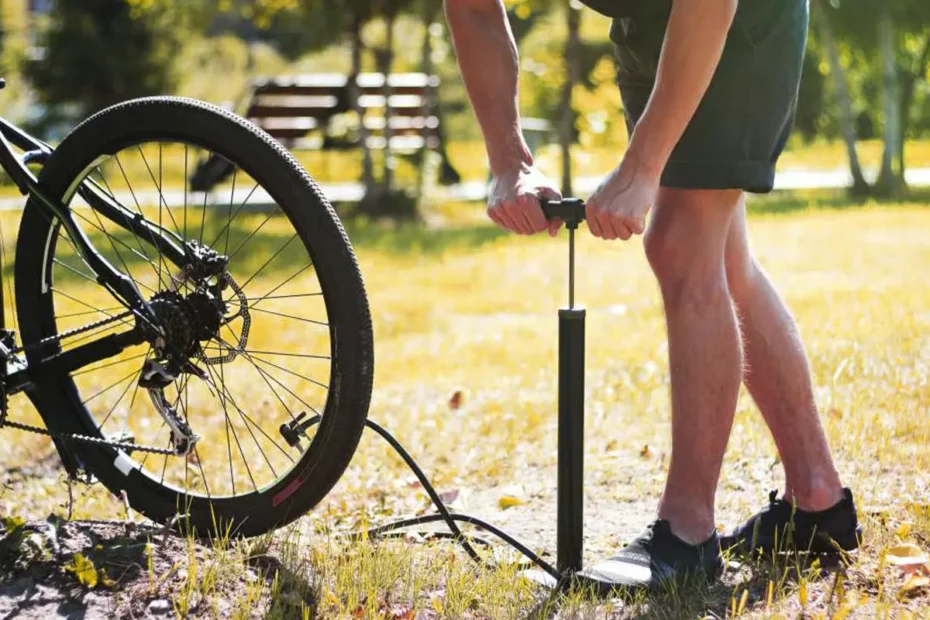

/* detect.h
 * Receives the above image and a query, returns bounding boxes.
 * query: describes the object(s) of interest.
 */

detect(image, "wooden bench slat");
[248,105,339,118]
[363,116,439,131]
[253,73,438,96]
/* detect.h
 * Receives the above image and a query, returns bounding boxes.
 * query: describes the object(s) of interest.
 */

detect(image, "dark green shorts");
[610,0,809,193]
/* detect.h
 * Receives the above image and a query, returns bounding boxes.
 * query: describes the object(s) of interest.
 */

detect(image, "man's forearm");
[444,0,532,176]
[628,0,739,177]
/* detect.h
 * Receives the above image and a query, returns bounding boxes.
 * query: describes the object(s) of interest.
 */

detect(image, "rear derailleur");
[139,359,201,456]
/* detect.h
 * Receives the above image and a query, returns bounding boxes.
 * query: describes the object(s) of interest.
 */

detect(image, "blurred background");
[0,0,928,218]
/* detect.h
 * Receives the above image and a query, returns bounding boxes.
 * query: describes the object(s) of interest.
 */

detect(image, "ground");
[2,194,930,618]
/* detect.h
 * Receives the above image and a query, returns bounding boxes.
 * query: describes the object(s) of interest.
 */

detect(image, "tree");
[813,0,868,193]
[558,0,581,196]
[820,0,930,196]
[25,0,183,121]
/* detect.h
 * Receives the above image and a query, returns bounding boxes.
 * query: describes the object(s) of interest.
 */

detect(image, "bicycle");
[0,78,374,537]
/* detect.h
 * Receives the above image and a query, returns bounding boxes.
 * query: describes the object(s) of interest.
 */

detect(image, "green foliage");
[24,0,184,123]
[796,47,829,141]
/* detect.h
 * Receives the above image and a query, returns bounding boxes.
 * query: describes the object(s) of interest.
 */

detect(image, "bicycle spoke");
[85,167,160,288]
[245,264,314,311]
[57,307,125,320]
[52,258,97,285]
[81,368,141,406]
[250,354,329,391]
[238,233,298,291]
[93,364,141,431]
[137,143,185,241]
[216,333,322,417]
[112,155,168,290]
[241,292,323,303]
[224,168,237,256]
[204,363,288,473]
[207,359,258,493]
[225,207,278,262]
[183,145,188,241]
[75,198,163,290]
[72,351,148,377]
[208,181,259,251]
[239,306,328,328]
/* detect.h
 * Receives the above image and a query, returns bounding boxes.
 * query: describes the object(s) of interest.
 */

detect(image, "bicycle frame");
[0,114,192,393]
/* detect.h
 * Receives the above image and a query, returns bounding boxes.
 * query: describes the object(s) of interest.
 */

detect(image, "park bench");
[190,72,461,191]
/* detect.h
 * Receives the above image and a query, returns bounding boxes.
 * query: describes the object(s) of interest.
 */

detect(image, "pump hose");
[302,415,562,582]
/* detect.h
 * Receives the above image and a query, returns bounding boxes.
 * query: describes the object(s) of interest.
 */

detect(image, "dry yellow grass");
[2,197,930,617]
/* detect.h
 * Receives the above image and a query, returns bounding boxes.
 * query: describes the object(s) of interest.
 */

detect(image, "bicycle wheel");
[14,97,373,537]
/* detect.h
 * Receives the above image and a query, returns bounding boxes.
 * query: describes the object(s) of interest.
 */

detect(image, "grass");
[1,190,930,617]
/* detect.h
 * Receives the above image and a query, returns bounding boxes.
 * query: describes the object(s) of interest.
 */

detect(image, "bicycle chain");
[0,418,177,455]
[4,309,177,455]
[12,309,136,355]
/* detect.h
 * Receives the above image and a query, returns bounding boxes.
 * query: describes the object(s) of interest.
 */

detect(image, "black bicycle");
[0,79,373,537]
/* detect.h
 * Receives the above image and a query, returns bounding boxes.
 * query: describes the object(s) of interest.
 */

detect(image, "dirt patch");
[0,518,282,619]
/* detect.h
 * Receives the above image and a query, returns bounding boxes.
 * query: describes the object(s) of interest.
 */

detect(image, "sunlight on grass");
[1,197,929,617]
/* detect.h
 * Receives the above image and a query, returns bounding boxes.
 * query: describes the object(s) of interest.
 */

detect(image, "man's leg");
[723,200,843,511]
[644,187,744,545]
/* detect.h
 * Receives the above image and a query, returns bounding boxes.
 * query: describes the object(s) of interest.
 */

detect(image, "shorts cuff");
[660,160,776,194]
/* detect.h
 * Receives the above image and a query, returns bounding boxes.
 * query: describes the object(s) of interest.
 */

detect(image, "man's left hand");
[586,157,661,241]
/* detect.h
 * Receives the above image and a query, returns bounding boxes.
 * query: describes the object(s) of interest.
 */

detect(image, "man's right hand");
[487,163,563,236]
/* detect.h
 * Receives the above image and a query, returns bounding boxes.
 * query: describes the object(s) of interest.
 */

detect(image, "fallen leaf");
[498,495,525,510]
[324,590,341,608]
[439,489,459,505]
[897,521,913,538]
[885,543,930,575]
[2,516,25,535]
[64,553,99,588]
[449,390,464,410]
[907,503,930,519]
[386,605,415,619]
[898,574,930,599]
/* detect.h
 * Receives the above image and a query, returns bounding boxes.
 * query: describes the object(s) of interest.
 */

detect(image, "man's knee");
[644,221,729,309]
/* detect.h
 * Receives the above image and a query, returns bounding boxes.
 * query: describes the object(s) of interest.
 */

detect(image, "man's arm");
[586,0,739,240]
[445,0,560,235]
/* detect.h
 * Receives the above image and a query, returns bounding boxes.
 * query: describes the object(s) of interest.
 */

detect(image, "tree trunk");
[815,1,868,194]
[417,15,435,195]
[876,5,902,196]
[559,0,582,196]
[350,15,376,192]
[896,34,930,186]
[379,12,396,192]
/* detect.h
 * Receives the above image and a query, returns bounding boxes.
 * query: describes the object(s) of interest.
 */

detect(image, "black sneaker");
[722,488,862,557]
[575,520,723,593]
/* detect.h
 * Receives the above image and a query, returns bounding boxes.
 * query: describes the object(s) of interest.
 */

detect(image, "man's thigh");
[646,188,744,259]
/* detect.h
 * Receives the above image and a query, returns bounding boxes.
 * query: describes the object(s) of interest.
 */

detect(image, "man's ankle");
[658,507,716,546]
[784,476,844,512]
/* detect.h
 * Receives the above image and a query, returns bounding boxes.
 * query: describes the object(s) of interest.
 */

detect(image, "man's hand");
[586,156,660,241]
[488,163,563,236]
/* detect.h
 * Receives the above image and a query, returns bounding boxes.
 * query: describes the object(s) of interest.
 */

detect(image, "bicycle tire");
[14,97,373,537]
